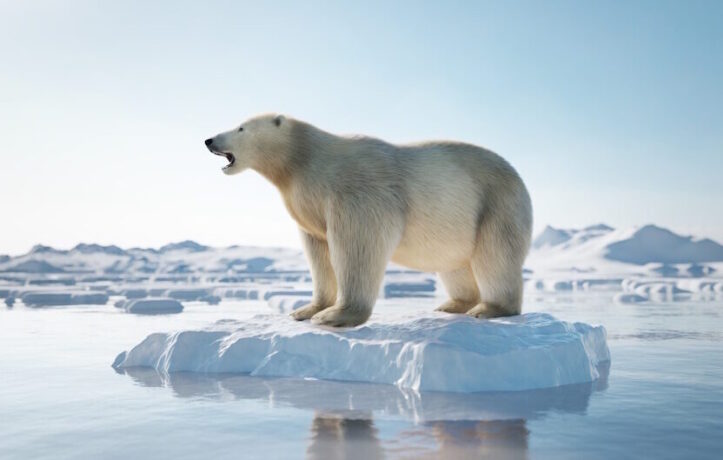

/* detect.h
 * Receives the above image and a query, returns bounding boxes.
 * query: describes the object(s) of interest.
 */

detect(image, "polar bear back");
[276,120,531,273]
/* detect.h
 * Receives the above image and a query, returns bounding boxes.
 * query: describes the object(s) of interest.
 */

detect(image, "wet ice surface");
[2,295,722,459]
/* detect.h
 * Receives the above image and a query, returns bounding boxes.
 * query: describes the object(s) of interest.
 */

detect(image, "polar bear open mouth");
[212,151,236,170]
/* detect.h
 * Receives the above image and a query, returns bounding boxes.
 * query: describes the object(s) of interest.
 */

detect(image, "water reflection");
[402,419,530,460]
[306,414,384,460]
[117,364,608,458]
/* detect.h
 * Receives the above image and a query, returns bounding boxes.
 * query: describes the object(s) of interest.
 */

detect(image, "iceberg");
[112,312,610,393]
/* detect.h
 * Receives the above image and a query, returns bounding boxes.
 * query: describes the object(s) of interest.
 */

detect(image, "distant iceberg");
[113,312,610,393]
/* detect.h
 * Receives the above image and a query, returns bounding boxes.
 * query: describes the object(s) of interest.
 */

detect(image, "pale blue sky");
[1,0,721,255]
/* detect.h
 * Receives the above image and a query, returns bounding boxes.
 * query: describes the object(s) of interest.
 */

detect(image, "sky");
[1,0,722,255]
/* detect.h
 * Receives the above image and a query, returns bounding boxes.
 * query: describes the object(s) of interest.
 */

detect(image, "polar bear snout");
[204,136,220,153]
[204,136,225,153]
[204,135,237,173]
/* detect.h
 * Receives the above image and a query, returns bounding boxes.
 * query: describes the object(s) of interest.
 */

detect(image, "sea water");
[1,295,721,459]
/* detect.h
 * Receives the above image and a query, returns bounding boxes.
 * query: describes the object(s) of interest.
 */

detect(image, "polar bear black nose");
[205,138,213,147]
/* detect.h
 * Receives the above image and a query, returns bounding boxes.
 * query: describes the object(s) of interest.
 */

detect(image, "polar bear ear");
[273,114,285,127]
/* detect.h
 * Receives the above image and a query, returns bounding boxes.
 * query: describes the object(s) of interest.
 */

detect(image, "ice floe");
[613,278,723,303]
[113,312,610,393]
[20,291,109,307]
[123,298,184,315]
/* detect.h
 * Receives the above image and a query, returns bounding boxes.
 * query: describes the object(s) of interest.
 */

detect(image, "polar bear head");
[204,113,288,176]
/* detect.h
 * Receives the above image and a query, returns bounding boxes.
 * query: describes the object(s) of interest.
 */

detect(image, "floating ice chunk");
[622,279,690,301]
[687,263,716,277]
[199,294,222,305]
[124,298,183,315]
[113,312,610,393]
[21,292,109,307]
[614,293,648,304]
[527,278,577,292]
[22,292,73,307]
[223,256,274,272]
[646,263,679,277]
[552,280,574,291]
[219,288,260,300]
[73,293,109,304]
[383,274,436,298]
[28,278,76,286]
[122,289,148,299]
[166,288,213,301]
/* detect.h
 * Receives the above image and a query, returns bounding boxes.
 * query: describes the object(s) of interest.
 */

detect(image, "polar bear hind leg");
[466,217,527,319]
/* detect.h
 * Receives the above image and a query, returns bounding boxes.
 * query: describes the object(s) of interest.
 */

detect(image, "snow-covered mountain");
[531,224,615,251]
[2,223,722,277]
[527,224,723,275]
[605,226,723,264]
[0,242,307,275]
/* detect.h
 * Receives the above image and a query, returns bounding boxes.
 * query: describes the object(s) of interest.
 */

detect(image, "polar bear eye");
[238,126,244,132]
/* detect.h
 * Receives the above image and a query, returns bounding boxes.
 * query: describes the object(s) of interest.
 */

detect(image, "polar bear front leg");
[310,213,400,327]
[291,230,338,321]
[436,266,480,314]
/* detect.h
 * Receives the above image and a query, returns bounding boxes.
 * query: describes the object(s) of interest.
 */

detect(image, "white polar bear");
[205,114,532,327]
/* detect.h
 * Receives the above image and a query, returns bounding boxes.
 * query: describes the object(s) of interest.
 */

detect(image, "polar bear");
[205,114,532,327]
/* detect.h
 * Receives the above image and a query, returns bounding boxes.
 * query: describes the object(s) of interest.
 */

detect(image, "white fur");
[206,114,533,327]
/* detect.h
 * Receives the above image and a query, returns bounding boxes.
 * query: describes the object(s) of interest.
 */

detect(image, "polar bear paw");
[290,303,327,321]
[310,306,370,328]
[466,303,516,319]
[435,299,477,314]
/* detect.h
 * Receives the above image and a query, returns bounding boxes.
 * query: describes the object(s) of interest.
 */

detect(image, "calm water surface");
[1,296,721,459]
